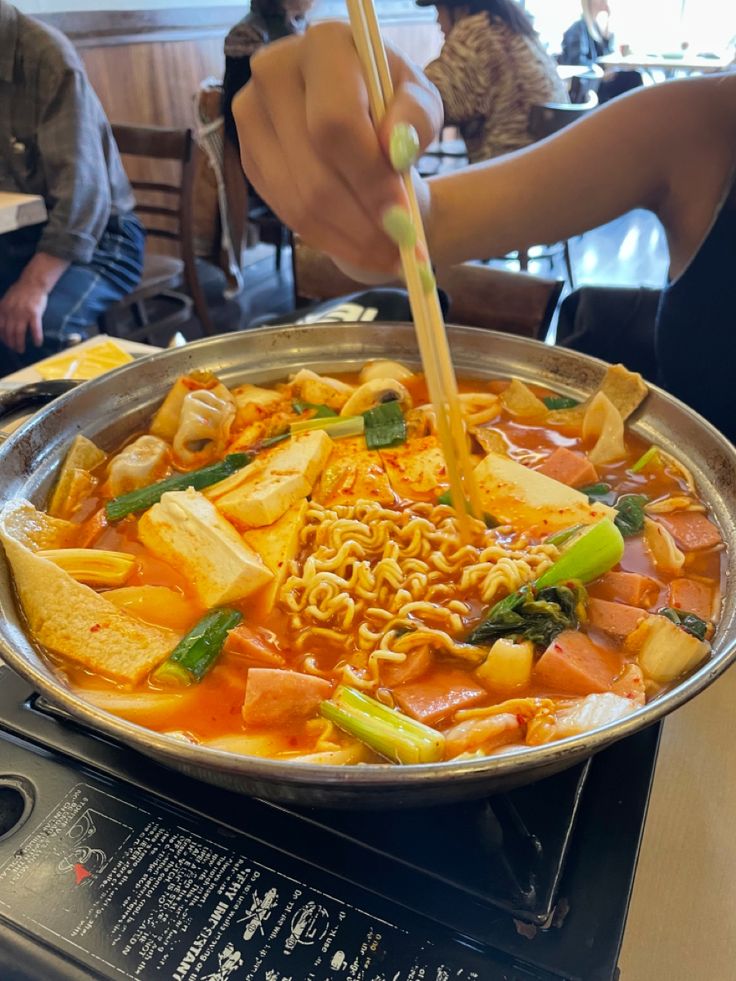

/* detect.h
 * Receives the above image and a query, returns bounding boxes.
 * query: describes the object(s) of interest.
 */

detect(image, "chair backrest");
[528,91,599,142]
[111,123,195,253]
[292,239,562,339]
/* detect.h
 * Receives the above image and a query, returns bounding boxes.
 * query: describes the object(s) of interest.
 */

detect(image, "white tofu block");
[138,488,272,607]
[208,430,332,528]
[242,500,308,614]
[474,452,614,534]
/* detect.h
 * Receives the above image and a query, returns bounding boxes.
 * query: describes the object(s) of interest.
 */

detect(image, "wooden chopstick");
[346,0,482,533]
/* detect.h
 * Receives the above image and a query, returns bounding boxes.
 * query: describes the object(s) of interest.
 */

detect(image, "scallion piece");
[290,414,365,438]
[631,446,659,474]
[259,431,291,449]
[292,400,338,418]
[363,401,407,450]
[536,518,624,589]
[105,453,252,522]
[546,523,584,548]
[543,396,580,410]
[151,608,242,687]
[320,686,444,764]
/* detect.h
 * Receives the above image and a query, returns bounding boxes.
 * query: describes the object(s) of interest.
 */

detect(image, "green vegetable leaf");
[614,494,648,537]
[292,400,338,418]
[659,607,708,642]
[466,583,584,649]
[363,400,407,450]
[579,482,616,506]
[543,396,580,410]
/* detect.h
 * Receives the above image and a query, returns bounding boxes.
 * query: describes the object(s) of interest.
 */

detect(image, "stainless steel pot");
[1,324,734,808]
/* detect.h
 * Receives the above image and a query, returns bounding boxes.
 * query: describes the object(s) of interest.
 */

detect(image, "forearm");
[18,253,70,294]
[426,85,674,267]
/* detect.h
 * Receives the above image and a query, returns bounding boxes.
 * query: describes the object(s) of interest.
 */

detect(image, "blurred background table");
[599,51,733,75]
[0,192,47,235]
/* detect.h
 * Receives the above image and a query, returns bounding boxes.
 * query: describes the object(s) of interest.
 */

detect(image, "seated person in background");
[0,0,144,370]
[560,0,642,103]
[222,0,315,149]
[419,0,568,164]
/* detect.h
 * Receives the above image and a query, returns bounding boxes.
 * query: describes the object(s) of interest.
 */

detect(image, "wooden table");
[0,192,47,234]
[599,52,732,75]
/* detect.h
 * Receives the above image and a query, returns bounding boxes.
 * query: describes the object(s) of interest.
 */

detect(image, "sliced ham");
[668,578,714,621]
[536,447,598,488]
[393,669,486,726]
[587,598,647,639]
[589,571,660,608]
[534,630,619,696]
[656,512,722,552]
[242,668,331,727]
[381,647,432,688]
[225,624,285,667]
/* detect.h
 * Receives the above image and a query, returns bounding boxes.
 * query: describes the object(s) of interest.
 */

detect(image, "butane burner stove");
[0,667,659,981]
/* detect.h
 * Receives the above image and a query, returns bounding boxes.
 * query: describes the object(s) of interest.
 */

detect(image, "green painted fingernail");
[418,260,436,294]
[382,206,416,248]
[389,123,420,172]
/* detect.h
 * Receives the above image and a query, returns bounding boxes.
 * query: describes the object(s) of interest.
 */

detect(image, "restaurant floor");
[183,207,669,341]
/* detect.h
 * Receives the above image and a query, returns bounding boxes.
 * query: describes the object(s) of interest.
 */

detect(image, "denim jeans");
[0,213,144,374]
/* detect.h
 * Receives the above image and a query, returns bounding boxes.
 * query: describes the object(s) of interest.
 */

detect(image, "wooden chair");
[100,124,216,344]
[292,239,562,340]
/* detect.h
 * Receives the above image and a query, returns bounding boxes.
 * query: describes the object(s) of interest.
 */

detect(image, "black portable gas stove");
[0,666,658,981]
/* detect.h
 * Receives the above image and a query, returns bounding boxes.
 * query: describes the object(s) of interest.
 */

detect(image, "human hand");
[233,21,443,274]
[0,279,47,354]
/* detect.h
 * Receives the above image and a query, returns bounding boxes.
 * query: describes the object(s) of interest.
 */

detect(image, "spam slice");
[242,500,308,615]
[206,430,332,528]
[242,668,332,727]
[0,500,176,685]
[138,488,272,607]
[474,452,613,535]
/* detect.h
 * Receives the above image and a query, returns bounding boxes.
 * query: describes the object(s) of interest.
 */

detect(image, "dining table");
[598,51,733,76]
[0,191,47,235]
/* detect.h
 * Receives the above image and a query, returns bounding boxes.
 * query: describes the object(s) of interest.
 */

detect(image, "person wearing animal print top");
[419,0,569,164]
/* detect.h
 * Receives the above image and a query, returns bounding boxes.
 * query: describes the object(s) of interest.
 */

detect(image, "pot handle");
[0,380,78,430]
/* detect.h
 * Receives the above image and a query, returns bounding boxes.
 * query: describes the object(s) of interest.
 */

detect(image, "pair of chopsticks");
[346,0,482,537]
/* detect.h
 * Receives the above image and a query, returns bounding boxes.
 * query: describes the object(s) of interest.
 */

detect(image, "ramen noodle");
[0,361,725,765]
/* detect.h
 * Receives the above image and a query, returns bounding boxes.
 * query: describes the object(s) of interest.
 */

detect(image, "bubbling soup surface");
[0,362,724,765]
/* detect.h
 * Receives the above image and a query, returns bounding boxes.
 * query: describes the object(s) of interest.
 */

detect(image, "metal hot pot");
[0,324,734,808]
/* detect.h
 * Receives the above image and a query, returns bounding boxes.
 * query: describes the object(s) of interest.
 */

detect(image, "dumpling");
[107,435,170,496]
[172,388,236,468]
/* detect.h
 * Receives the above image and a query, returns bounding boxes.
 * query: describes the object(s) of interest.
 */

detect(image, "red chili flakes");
[90,624,101,633]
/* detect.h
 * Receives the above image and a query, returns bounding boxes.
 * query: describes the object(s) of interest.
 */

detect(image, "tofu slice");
[242,500,308,615]
[474,452,614,535]
[138,488,272,607]
[231,383,286,428]
[207,430,332,528]
[313,436,395,507]
[380,435,449,502]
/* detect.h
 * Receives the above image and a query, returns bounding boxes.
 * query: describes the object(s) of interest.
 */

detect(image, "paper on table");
[34,339,134,380]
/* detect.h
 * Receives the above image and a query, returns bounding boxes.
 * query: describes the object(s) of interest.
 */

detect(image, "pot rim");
[1,323,734,791]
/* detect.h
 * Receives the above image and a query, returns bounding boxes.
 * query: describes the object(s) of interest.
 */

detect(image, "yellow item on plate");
[35,340,133,380]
